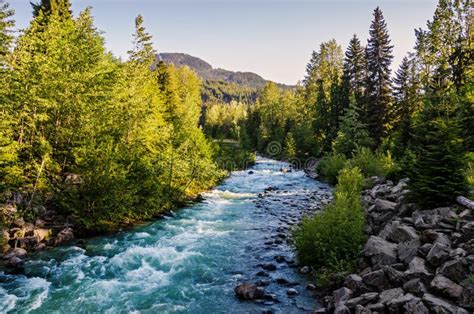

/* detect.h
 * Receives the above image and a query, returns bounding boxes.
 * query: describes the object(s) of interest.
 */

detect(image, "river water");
[0,157,332,313]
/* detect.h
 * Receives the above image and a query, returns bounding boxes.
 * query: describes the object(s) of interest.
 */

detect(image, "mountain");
[158,53,270,89]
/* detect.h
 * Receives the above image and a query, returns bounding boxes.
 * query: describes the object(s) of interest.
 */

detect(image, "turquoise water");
[0,158,331,313]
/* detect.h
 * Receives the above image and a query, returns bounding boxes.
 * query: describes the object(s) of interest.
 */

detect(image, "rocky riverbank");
[319,178,473,313]
[1,200,76,273]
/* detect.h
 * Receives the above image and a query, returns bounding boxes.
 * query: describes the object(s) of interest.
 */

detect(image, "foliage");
[347,147,395,179]
[204,101,247,140]
[317,153,347,185]
[467,152,474,187]
[293,167,366,278]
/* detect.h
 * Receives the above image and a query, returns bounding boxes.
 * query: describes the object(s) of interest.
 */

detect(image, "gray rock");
[5,256,24,271]
[403,297,429,314]
[420,229,439,243]
[384,266,408,286]
[345,292,379,308]
[344,274,363,294]
[354,304,370,314]
[334,305,350,314]
[387,223,419,243]
[391,180,408,196]
[422,293,468,313]
[299,266,310,274]
[367,303,385,312]
[386,293,416,314]
[53,227,74,246]
[3,247,27,260]
[333,287,353,306]
[460,284,474,310]
[426,243,450,267]
[286,288,298,296]
[364,236,398,268]
[418,243,433,258]
[379,287,404,304]
[406,257,433,282]
[235,283,265,300]
[374,199,397,212]
[430,274,463,299]
[439,258,468,283]
[398,239,421,264]
[363,269,391,291]
[403,278,427,297]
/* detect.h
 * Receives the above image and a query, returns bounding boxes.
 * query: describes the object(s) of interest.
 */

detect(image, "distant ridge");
[158,53,292,89]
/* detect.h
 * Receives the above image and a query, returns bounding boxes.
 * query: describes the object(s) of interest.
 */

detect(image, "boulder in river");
[234,284,265,300]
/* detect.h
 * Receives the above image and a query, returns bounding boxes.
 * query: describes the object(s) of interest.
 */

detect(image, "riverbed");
[0,157,332,313]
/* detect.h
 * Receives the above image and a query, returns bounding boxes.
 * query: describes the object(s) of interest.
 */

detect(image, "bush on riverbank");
[293,167,366,285]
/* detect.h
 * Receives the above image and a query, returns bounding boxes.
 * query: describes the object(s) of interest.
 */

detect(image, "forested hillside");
[0,0,224,237]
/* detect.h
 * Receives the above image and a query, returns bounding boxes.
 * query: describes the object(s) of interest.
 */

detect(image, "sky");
[9,0,439,85]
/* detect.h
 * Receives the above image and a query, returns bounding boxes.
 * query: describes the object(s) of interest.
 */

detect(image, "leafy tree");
[365,7,394,148]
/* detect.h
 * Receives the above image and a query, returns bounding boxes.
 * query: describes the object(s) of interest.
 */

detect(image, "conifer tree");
[342,35,366,114]
[128,15,156,64]
[365,7,394,149]
[0,0,14,66]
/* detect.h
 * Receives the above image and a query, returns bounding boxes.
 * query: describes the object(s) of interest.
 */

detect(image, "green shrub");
[293,167,366,278]
[317,153,347,184]
[347,147,394,178]
[467,152,474,187]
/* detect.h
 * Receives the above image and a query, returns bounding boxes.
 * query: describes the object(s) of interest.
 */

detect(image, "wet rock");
[275,278,289,285]
[403,278,427,297]
[3,247,27,260]
[306,283,317,290]
[299,266,310,274]
[53,227,74,246]
[256,271,269,277]
[255,279,271,287]
[34,228,52,242]
[286,288,298,296]
[261,263,277,271]
[248,171,254,175]
[426,243,449,267]
[235,284,265,301]
[333,287,353,306]
[439,258,468,283]
[430,274,463,299]
[274,255,285,263]
[5,256,24,273]
[364,236,398,268]
[422,293,468,313]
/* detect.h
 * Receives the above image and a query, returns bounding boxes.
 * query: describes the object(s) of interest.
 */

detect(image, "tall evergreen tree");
[0,0,14,66]
[342,35,367,113]
[128,15,156,64]
[31,0,72,20]
[365,7,394,149]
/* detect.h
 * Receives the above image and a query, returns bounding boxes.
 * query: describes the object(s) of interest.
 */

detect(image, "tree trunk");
[456,196,474,210]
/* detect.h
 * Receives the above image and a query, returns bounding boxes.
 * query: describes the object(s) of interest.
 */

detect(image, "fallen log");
[456,196,474,210]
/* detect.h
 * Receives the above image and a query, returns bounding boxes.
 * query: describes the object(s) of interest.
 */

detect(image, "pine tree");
[365,7,394,149]
[342,35,366,113]
[128,15,156,64]
[31,0,72,19]
[0,0,14,66]
[333,96,370,157]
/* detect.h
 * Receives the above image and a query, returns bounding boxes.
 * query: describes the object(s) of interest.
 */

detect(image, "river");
[0,157,332,313]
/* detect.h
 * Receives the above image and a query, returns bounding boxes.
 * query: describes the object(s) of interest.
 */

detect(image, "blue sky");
[9,0,438,85]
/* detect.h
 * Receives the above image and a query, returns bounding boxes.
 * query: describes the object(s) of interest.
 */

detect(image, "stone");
[387,223,419,243]
[439,258,468,283]
[460,284,474,310]
[12,218,25,228]
[5,256,24,273]
[403,297,429,314]
[364,236,398,268]
[374,199,397,212]
[53,227,74,246]
[261,263,277,271]
[334,305,350,314]
[363,269,391,291]
[391,180,408,196]
[333,287,353,306]
[379,287,404,305]
[286,288,298,296]
[385,266,408,286]
[234,284,265,300]
[354,305,371,314]
[345,292,379,308]
[299,266,310,274]
[398,239,421,264]
[3,247,27,260]
[367,303,385,312]
[344,274,363,293]
[386,293,416,314]
[34,228,52,243]
[426,243,450,267]
[420,229,440,244]
[418,243,433,258]
[306,283,316,290]
[403,278,427,297]
[422,293,468,313]
[430,275,463,299]
[406,257,433,282]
